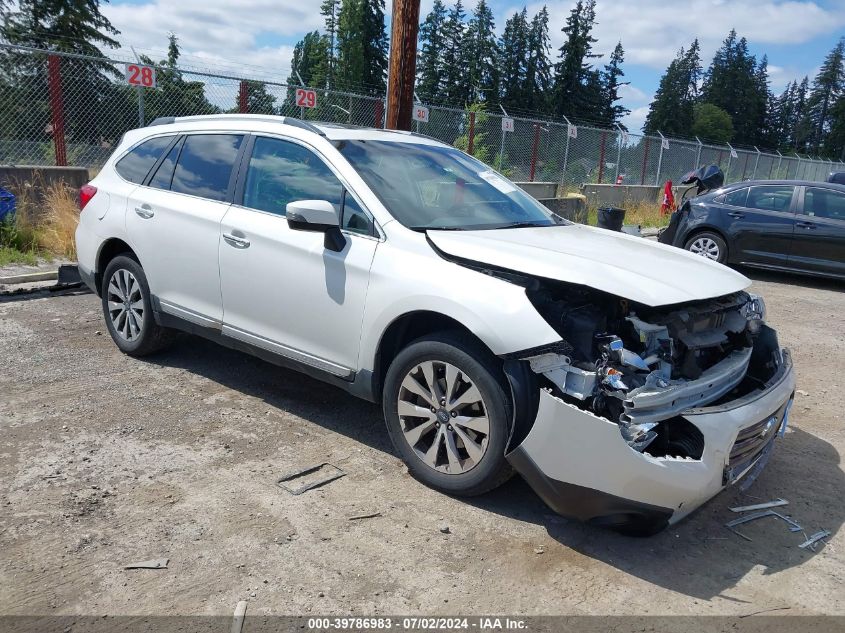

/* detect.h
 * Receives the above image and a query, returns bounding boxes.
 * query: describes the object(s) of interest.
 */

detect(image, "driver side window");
[242,136,373,235]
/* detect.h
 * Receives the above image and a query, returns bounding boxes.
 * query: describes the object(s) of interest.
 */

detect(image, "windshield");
[335,139,566,230]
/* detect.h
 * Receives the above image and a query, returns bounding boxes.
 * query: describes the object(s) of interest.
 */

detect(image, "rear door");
[788,186,845,277]
[126,132,246,326]
[725,184,798,266]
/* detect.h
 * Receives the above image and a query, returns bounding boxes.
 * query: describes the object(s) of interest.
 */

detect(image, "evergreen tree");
[336,0,388,93]
[552,0,601,120]
[700,30,761,144]
[599,41,629,127]
[320,0,340,86]
[441,1,468,104]
[417,0,448,101]
[464,0,499,103]
[806,38,845,153]
[643,40,700,136]
[793,76,813,151]
[498,9,530,110]
[525,6,552,112]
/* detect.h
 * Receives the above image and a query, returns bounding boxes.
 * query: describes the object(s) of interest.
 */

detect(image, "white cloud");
[623,105,650,135]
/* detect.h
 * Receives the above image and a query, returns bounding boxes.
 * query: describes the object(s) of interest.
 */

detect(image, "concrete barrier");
[0,165,90,206]
[580,183,692,208]
[515,181,558,199]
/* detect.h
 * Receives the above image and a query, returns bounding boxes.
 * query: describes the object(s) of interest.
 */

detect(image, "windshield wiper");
[492,221,552,229]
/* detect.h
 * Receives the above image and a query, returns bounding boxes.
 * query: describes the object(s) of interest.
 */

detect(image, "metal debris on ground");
[730,498,789,513]
[124,558,169,569]
[230,600,248,633]
[276,463,346,495]
[799,530,832,551]
[724,509,805,541]
[347,512,382,521]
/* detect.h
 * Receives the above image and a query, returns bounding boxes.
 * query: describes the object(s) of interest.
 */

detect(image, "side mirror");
[286,199,346,252]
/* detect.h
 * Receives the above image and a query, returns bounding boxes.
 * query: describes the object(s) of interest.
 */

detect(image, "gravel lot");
[0,269,843,617]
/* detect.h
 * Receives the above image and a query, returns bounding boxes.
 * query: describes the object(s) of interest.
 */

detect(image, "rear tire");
[382,331,513,497]
[684,231,727,264]
[101,254,174,357]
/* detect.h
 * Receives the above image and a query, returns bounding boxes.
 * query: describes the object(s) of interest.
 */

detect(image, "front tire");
[684,231,727,263]
[101,254,174,356]
[382,332,513,497]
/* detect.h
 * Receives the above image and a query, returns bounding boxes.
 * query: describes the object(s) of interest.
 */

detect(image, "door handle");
[796,221,816,229]
[727,211,744,219]
[134,205,154,219]
[223,233,251,248]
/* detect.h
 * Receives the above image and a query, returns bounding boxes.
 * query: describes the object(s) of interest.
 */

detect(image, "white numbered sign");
[501,117,514,133]
[125,64,156,88]
[568,124,578,139]
[412,106,430,123]
[295,88,317,109]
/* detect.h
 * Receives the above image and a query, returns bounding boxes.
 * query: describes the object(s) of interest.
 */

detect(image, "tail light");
[79,184,97,210]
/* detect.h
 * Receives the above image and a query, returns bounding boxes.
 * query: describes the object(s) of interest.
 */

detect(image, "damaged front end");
[500,277,795,534]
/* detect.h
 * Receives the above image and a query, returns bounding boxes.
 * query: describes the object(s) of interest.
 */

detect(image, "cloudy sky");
[101,0,845,132]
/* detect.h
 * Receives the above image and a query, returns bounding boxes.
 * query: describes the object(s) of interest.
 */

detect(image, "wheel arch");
[95,238,138,295]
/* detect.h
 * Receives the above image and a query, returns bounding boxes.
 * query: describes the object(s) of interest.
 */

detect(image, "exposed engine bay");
[513,279,769,456]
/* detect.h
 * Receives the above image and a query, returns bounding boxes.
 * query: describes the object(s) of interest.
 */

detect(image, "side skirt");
[152,306,378,403]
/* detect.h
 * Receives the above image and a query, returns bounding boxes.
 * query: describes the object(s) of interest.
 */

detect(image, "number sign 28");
[125,64,156,88]
[296,88,317,108]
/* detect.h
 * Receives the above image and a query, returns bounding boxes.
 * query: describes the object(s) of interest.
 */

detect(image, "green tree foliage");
[441,0,468,104]
[463,0,499,103]
[335,0,388,93]
[320,0,340,87]
[552,0,601,120]
[417,0,448,101]
[806,38,845,153]
[498,9,530,110]
[140,34,222,119]
[598,41,629,127]
[643,41,701,136]
[525,7,552,112]
[691,103,734,143]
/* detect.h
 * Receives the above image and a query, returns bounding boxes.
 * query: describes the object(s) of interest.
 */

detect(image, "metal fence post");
[46,54,67,167]
[529,123,541,182]
[374,99,384,128]
[654,132,666,186]
[752,146,761,179]
[695,137,703,169]
[467,111,476,156]
[640,137,650,186]
[614,124,623,184]
[561,115,572,184]
[597,131,606,184]
[776,151,783,178]
[726,143,734,182]
[238,80,249,113]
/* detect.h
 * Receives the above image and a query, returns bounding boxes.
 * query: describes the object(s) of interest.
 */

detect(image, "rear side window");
[148,137,184,190]
[723,187,748,207]
[746,185,794,212]
[805,187,845,221]
[114,136,173,184]
[171,134,244,202]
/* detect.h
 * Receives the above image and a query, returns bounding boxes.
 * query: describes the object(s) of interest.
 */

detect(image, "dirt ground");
[0,268,843,618]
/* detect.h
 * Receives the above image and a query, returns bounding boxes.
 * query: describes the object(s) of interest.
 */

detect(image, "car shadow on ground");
[739,266,844,292]
[148,335,843,602]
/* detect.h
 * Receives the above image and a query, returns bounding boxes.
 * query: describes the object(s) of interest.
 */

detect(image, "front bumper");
[506,330,795,533]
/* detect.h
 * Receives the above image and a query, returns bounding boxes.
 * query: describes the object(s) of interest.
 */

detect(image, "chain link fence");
[2,43,843,187]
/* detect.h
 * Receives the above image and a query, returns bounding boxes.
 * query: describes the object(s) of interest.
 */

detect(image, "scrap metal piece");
[231,601,248,633]
[124,558,169,569]
[798,530,831,550]
[771,511,804,532]
[730,498,788,513]
[348,512,382,521]
[277,463,346,495]
[725,510,778,528]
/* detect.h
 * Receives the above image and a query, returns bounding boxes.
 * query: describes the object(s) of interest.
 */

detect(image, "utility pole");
[386,0,421,131]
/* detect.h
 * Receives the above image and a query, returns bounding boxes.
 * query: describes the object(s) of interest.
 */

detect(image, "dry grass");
[586,199,672,228]
[0,174,80,265]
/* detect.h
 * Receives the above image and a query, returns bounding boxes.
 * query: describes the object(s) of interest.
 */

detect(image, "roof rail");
[146,113,326,136]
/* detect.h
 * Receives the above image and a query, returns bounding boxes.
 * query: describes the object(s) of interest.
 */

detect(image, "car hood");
[427,223,750,307]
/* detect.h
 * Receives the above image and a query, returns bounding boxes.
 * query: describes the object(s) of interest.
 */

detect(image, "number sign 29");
[296,88,317,108]
[125,64,156,88]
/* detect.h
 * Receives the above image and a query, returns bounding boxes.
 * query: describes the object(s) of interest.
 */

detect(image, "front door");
[219,135,379,376]
[789,186,845,277]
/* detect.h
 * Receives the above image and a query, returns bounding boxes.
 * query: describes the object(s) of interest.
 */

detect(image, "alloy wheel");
[397,360,490,475]
[106,269,144,341]
[689,236,721,261]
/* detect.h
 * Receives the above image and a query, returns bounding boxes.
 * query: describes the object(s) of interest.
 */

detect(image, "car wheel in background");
[684,231,727,264]
[382,332,514,497]
[101,254,174,356]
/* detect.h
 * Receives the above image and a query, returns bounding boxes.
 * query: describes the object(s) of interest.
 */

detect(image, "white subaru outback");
[76,114,795,534]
